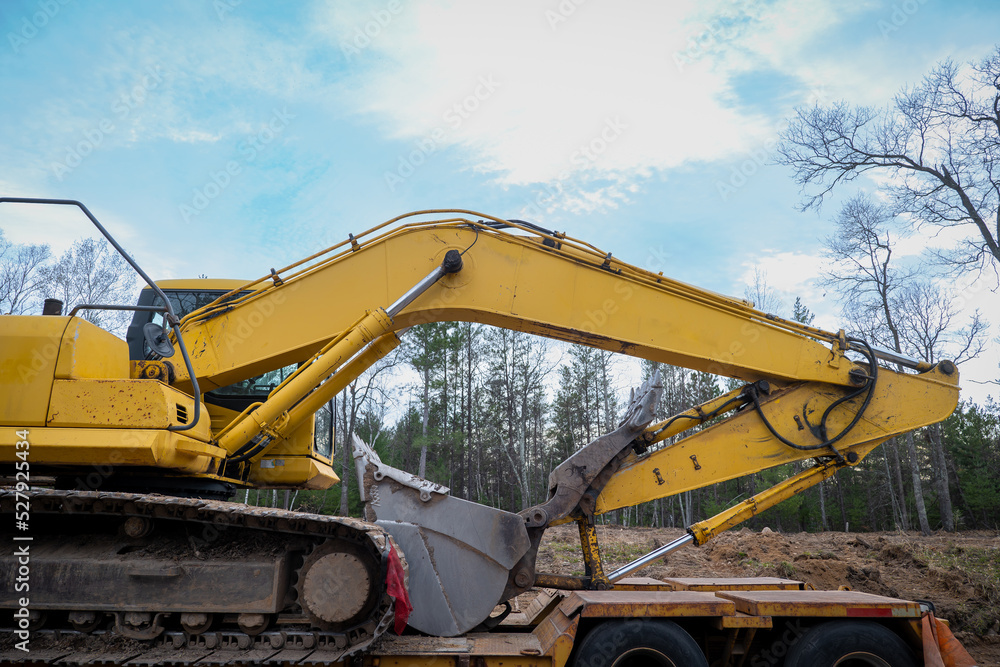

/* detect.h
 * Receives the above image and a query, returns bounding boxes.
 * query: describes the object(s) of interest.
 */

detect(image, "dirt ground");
[532,524,1000,665]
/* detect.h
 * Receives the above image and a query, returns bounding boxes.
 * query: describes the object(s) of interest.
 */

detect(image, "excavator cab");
[126,280,248,360]
[126,281,292,408]
[124,280,336,478]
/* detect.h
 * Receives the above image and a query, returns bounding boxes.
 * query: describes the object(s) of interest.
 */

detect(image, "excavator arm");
[166,211,954,485]
[3,204,952,489]
[0,204,960,640]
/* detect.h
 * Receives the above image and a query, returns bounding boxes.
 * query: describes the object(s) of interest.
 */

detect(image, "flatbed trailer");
[4,576,974,666]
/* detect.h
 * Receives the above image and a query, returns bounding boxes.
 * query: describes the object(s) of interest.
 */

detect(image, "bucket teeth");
[352,435,449,504]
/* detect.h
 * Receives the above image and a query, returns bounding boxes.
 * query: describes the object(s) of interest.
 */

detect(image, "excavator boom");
[179,213,863,391]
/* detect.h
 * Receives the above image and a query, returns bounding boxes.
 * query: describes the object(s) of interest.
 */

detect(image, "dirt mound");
[534,525,1000,665]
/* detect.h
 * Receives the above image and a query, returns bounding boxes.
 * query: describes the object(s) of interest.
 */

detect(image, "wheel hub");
[297,541,378,630]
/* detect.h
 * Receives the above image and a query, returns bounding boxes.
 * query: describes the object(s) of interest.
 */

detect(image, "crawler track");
[0,627,394,665]
[0,489,403,664]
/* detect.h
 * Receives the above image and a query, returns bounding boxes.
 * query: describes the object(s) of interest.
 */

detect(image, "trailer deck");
[1,577,954,666]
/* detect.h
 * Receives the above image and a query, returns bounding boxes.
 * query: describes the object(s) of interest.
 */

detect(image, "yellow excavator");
[0,199,967,666]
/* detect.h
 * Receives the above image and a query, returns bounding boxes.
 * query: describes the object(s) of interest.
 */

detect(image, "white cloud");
[738,250,839,324]
[310,0,959,214]
[166,129,224,144]
[316,1,776,193]
[892,222,972,260]
[316,0,1000,212]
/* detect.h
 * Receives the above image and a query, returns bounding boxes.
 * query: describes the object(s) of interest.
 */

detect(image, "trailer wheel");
[783,620,918,667]
[572,619,708,667]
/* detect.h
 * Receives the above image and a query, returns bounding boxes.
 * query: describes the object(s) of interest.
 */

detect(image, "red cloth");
[922,612,977,667]
[386,543,413,634]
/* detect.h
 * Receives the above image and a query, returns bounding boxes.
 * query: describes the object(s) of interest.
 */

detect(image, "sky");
[0,0,997,403]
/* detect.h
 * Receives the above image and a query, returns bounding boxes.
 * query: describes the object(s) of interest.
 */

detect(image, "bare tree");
[892,281,987,531]
[779,47,1000,277]
[826,194,989,532]
[43,237,137,336]
[894,281,988,366]
[826,195,916,348]
[825,194,929,533]
[743,266,784,314]
[483,327,552,511]
[336,349,402,516]
[0,230,51,315]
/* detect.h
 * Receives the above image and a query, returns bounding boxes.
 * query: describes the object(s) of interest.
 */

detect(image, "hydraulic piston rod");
[608,534,694,582]
[387,249,463,317]
[608,458,851,582]
[219,250,463,462]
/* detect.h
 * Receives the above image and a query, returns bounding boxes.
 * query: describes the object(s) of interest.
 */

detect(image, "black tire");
[572,619,708,667]
[783,620,919,667]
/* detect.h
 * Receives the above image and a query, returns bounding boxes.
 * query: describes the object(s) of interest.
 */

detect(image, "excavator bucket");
[352,435,531,637]
[351,372,665,636]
